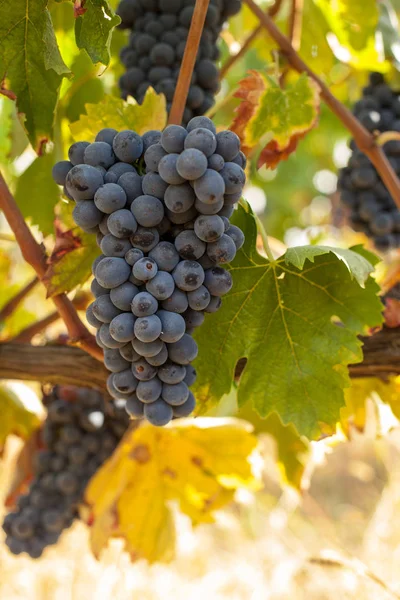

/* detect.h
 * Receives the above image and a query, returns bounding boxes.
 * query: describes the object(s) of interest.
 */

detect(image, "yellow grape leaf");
[231,72,320,169]
[69,88,167,141]
[0,384,41,450]
[85,418,260,563]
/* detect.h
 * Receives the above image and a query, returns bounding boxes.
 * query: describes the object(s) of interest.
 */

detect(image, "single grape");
[144,143,167,172]
[195,197,224,215]
[159,153,186,185]
[144,399,173,426]
[142,172,168,199]
[132,337,165,358]
[125,393,145,418]
[113,130,144,162]
[104,162,135,184]
[184,127,217,157]
[162,381,189,406]
[107,209,138,238]
[226,224,245,249]
[131,291,159,317]
[132,358,158,381]
[194,215,224,242]
[175,230,206,259]
[125,247,144,266]
[113,369,138,394]
[110,282,139,311]
[120,343,141,362]
[204,295,222,313]
[187,116,216,135]
[146,271,175,300]
[208,154,225,172]
[149,241,180,272]
[132,257,158,282]
[161,125,188,153]
[134,315,162,342]
[220,162,246,194]
[187,285,211,310]
[176,148,208,180]
[136,378,162,403]
[103,348,130,373]
[84,142,115,169]
[168,334,198,364]
[161,288,189,313]
[52,160,73,186]
[118,172,143,205]
[66,164,104,201]
[204,267,233,296]
[194,169,225,204]
[207,234,237,263]
[164,182,195,213]
[68,141,90,166]
[172,390,196,418]
[146,344,169,366]
[95,257,131,289]
[157,309,186,342]
[158,362,186,385]
[100,234,132,258]
[215,130,241,161]
[142,130,162,153]
[184,308,205,329]
[183,366,197,387]
[173,260,205,291]
[110,313,136,343]
[131,194,164,227]
[94,183,127,214]
[95,128,118,145]
[92,294,122,323]
[131,227,160,252]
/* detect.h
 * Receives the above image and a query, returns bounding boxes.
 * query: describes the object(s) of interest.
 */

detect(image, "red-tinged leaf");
[231,70,266,155]
[384,298,400,328]
[43,220,99,297]
[231,72,321,169]
[74,0,87,17]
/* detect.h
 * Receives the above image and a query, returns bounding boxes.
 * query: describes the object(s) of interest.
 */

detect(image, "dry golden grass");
[1,428,400,600]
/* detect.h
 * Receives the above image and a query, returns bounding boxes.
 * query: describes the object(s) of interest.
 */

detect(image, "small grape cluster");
[116,0,242,122]
[338,72,400,251]
[3,386,129,559]
[52,117,246,426]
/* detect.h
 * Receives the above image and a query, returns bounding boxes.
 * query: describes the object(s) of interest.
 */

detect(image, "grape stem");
[288,0,303,51]
[243,0,400,211]
[0,172,103,361]
[169,0,211,125]
[255,213,275,262]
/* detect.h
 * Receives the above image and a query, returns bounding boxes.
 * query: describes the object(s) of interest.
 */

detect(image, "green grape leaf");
[313,0,387,71]
[69,89,167,141]
[43,208,99,296]
[0,0,70,151]
[231,72,320,169]
[74,0,120,66]
[193,203,383,439]
[15,153,60,236]
[0,384,41,450]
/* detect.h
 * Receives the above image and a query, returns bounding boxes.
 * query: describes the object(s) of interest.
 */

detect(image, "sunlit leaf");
[0,384,41,451]
[69,88,167,141]
[0,0,71,151]
[43,206,99,296]
[74,0,120,66]
[193,203,383,439]
[85,418,260,563]
[231,72,320,169]
[15,153,60,236]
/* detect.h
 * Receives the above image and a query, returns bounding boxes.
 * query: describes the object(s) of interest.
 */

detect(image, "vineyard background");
[2,0,400,597]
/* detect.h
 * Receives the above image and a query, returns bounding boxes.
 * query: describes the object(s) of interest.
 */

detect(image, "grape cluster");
[338,72,400,251]
[52,117,246,426]
[3,386,129,558]
[116,0,242,122]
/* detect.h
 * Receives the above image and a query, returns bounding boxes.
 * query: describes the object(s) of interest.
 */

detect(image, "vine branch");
[0,277,39,322]
[1,327,400,392]
[169,0,210,125]
[220,0,284,80]
[0,172,102,361]
[243,0,400,210]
